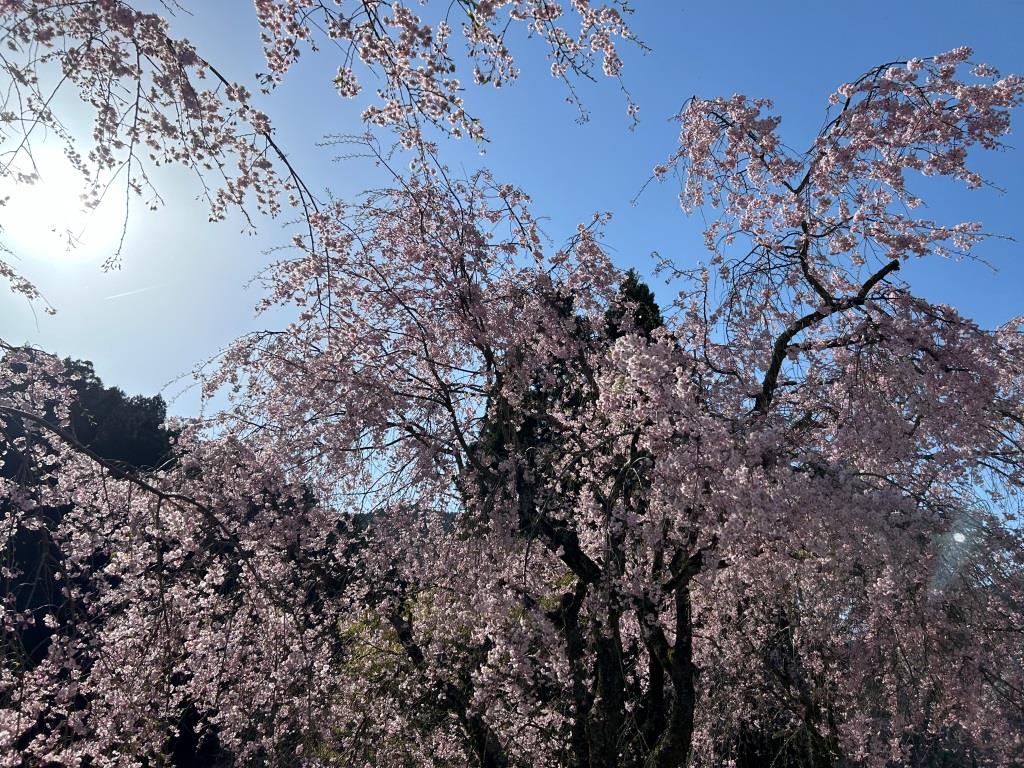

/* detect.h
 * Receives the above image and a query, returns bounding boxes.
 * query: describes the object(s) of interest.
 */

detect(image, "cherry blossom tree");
[1,2,1024,766]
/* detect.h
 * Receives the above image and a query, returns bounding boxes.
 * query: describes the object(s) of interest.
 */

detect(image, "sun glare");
[0,143,126,263]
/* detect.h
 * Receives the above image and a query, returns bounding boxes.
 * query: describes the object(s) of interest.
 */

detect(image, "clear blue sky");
[2,1,1022,416]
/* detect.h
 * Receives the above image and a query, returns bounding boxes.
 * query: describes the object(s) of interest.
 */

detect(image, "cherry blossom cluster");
[253,0,638,141]
[0,0,310,325]
[0,0,635,307]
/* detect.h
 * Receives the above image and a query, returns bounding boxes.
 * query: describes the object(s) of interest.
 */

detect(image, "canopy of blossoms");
[1,3,1022,766]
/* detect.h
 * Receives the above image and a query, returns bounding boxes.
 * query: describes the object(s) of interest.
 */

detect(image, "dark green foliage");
[605,269,663,341]
[63,358,175,469]
[470,272,664,504]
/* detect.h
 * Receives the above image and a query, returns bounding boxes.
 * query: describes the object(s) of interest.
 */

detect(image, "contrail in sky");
[102,285,160,301]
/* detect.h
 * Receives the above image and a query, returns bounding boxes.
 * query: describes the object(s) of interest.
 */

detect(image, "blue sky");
[2,1,1022,416]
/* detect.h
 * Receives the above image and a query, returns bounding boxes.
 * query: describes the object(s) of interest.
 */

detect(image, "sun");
[0,142,127,263]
